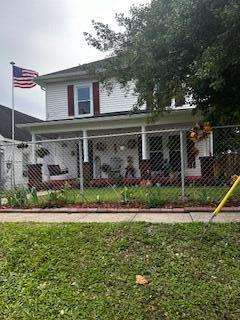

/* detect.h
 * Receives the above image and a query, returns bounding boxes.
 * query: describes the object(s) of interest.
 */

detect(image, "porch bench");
[47,165,69,181]
[48,165,68,176]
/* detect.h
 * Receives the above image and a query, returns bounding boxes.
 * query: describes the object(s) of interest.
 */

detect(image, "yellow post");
[214,175,240,215]
[201,175,240,240]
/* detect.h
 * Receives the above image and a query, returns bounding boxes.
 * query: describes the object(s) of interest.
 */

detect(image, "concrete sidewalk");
[0,212,239,223]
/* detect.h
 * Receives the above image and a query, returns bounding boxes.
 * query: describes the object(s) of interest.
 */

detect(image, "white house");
[18,58,213,188]
[0,105,41,189]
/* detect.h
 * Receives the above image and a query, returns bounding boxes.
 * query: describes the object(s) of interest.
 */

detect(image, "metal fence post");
[180,130,185,200]
[78,139,84,199]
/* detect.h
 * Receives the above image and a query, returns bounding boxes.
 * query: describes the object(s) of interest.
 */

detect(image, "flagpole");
[10,61,15,189]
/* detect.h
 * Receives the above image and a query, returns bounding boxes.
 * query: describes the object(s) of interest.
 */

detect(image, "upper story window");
[75,84,93,117]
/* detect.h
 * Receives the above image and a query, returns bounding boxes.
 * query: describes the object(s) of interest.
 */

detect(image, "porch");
[28,125,213,190]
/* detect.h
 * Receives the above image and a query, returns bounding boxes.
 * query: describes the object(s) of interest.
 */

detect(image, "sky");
[0,0,149,120]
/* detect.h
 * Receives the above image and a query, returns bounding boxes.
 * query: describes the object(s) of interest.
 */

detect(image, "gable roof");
[0,105,41,141]
[35,57,112,86]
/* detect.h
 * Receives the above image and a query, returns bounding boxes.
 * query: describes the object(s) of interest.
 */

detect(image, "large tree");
[84,0,240,124]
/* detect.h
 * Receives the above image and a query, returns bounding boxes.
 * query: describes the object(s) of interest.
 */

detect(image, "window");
[76,86,92,116]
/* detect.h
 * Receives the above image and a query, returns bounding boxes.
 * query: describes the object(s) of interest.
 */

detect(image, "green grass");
[0,222,240,319]
[39,185,240,205]
[2,185,240,208]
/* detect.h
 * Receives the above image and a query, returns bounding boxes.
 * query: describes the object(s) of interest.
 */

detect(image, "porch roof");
[17,109,201,136]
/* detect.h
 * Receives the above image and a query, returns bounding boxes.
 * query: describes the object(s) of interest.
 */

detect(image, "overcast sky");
[0,0,149,120]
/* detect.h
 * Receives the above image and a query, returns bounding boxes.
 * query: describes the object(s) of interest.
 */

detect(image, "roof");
[17,108,196,134]
[17,110,147,131]
[0,105,42,141]
[35,57,112,86]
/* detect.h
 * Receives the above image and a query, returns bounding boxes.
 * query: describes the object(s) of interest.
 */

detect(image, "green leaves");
[84,0,240,124]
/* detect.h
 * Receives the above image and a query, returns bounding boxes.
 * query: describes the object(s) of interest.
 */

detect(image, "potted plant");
[36,147,50,159]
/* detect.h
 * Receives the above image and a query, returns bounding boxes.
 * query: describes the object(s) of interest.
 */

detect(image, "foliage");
[84,0,240,124]
[36,147,50,158]
[1,184,240,209]
[4,188,29,208]
[43,184,78,208]
[145,187,165,208]
[0,223,240,319]
[120,186,136,203]
[30,187,40,206]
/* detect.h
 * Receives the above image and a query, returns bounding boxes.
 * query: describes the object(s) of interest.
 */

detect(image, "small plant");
[43,184,78,208]
[4,188,29,208]
[121,187,136,203]
[59,184,77,204]
[29,187,40,207]
[44,191,64,208]
[198,189,211,203]
[145,188,165,208]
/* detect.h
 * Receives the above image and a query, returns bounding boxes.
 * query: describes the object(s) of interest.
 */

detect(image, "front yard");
[0,222,240,319]
[1,185,240,208]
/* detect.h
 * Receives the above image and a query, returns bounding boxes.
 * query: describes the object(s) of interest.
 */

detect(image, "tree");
[84,0,240,124]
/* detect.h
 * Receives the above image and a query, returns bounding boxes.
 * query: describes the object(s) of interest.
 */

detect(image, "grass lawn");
[0,222,240,319]
[38,185,240,206]
[2,185,240,208]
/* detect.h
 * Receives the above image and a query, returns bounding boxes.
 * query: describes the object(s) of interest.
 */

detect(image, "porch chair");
[47,165,69,181]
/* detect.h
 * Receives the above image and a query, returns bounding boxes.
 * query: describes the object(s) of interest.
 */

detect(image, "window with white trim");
[76,85,92,116]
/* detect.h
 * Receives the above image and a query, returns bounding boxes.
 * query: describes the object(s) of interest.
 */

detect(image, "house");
[0,105,41,189]
[18,58,213,188]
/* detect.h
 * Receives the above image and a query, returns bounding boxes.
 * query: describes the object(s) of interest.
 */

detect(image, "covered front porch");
[19,110,214,189]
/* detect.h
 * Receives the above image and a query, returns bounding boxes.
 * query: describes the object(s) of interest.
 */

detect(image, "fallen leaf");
[136,275,148,285]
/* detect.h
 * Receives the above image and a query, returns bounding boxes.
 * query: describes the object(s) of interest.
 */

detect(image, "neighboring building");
[18,58,213,187]
[0,105,41,188]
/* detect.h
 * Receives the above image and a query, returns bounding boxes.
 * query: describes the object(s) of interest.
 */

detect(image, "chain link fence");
[0,126,240,207]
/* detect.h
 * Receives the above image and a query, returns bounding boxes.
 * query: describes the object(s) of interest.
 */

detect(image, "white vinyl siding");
[100,81,145,114]
[45,80,145,120]
[184,138,210,177]
[46,83,68,120]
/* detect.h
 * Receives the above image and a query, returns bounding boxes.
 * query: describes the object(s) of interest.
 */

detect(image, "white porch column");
[83,130,89,162]
[31,133,36,164]
[141,125,148,160]
[210,131,214,156]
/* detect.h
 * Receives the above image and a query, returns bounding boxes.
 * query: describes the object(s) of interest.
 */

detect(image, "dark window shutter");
[67,85,74,116]
[93,82,100,115]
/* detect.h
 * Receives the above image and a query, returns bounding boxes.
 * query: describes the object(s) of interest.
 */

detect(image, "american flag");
[13,66,38,88]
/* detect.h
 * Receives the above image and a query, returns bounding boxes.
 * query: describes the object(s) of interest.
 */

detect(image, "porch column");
[209,131,214,156]
[83,130,89,162]
[141,125,148,160]
[82,129,93,183]
[140,125,151,179]
[31,133,36,164]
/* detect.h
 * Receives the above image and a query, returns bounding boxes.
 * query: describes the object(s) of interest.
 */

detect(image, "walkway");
[0,212,239,223]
